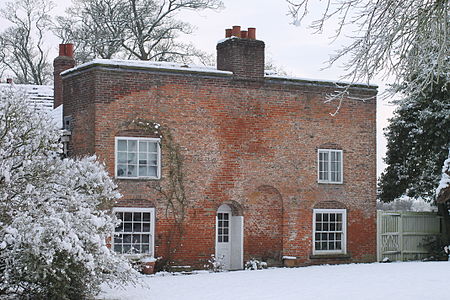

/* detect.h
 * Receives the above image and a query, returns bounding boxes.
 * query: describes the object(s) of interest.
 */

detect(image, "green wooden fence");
[377,211,442,262]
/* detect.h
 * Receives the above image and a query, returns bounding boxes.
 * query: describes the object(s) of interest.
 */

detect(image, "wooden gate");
[377,211,442,262]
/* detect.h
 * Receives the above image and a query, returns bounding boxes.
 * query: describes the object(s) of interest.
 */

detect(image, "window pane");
[114,236,122,244]
[118,140,127,151]
[123,245,131,253]
[148,166,157,177]
[124,223,132,232]
[139,141,147,152]
[139,153,147,164]
[316,214,322,221]
[142,245,150,253]
[142,234,150,243]
[315,242,321,250]
[142,223,150,232]
[133,213,142,221]
[123,234,132,243]
[114,244,122,253]
[139,166,148,177]
[148,154,158,166]
[118,152,127,164]
[133,235,141,243]
[128,153,137,164]
[133,223,142,232]
[117,165,126,177]
[128,140,137,151]
[128,165,137,177]
[148,142,157,152]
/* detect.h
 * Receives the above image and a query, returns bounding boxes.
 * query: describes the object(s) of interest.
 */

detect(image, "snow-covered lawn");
[99,261,450,300]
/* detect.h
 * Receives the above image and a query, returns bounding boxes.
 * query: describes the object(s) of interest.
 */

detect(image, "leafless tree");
[0,0,54,85]
[55,0,223,64]
[287,0,449,112]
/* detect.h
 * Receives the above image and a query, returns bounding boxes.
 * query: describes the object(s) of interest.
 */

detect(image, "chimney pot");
[6,78,12,84]
[232,26,241,37]
[217,26,265,80]
[225,28,232,38]
[59,43,74,58]
[248,28,256,39]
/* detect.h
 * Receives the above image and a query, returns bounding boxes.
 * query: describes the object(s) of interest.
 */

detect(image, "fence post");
[376,210,381,262]
[399,213,404,261]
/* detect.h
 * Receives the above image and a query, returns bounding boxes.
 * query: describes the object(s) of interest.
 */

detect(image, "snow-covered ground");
[99,261,450,300]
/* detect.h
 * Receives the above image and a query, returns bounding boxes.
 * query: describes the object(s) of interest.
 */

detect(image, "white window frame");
[312,208,347,255]
[112,207,156,257]
[317,149,343,184]
[115,137,161,179]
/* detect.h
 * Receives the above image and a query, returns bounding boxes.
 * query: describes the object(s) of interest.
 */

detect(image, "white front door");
[216,206,232,269]
[216,204,243,270]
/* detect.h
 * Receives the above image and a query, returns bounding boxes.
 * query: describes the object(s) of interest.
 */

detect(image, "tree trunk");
[437,202,450,245]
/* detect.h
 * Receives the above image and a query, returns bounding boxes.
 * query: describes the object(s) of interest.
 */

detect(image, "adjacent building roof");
[0,83,54,113]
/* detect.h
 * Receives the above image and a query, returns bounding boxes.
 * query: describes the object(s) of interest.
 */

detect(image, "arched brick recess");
[245,185,283,265]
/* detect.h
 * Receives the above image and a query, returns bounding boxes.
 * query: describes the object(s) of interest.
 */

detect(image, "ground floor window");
[313,209,347,255]
[113,207,155,255]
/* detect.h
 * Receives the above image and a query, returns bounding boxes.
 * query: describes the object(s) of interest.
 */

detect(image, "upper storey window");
[318,149,343,184]
[115,137,160,179]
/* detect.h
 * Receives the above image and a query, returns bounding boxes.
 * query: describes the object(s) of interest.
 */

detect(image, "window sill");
[317,181,344,185]
[116,177,161,181]
[310,254,350,260]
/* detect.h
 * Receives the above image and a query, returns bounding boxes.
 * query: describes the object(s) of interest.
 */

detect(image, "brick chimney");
[217,26,265,80]
[53,44,75,109]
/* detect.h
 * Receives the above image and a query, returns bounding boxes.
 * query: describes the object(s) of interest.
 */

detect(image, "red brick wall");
[63,64,377,268]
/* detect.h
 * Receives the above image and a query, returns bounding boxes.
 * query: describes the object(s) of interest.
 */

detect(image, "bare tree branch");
[287,0,450,105]
[0,0,54,84]
[55,0,223,64]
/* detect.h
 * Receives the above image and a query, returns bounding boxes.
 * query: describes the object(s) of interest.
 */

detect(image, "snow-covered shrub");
[205,254,224,272]
[0,87,137,299]
[245,258,267,270]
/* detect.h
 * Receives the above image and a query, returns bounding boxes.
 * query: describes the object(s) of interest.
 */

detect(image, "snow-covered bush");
[0,87,137,299]
[205,254,224,272]
[245,258,267,270]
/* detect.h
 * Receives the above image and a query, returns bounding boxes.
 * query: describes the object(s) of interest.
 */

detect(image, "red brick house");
[55,26,377,270]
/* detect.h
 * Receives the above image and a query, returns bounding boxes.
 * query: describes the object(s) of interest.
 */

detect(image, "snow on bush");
[436,154,450,201]
[0,87,137,299]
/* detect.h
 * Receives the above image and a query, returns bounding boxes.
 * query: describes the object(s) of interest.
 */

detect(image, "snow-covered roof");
[62,59,233,76]
[62,59,377,89]
[265,74,378,89]
[436,153,450,203]
[0,83,54,113]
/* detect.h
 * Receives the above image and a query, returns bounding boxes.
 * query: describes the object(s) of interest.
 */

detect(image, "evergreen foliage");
[379,82,450,202]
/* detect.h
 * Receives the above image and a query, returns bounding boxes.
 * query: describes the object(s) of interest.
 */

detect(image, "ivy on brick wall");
[129,119,188,231]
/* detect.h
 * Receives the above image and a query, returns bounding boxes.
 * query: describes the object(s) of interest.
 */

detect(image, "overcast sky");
[0,0,395,177]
